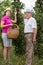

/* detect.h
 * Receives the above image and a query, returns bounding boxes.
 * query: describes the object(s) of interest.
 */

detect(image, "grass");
[0,43,43,65]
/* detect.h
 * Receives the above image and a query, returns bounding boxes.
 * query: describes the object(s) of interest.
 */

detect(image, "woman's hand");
[14,11,17,15]
[14,8,17,15]
[8,24,13,26]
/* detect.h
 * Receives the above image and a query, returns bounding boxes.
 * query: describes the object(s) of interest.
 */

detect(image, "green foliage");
[11,0,25,55]
[34,0,43,58]
[12,22,25,55]
[11,0,24,24]
[0,0,43,57]
[0,0,43,65]
[0,45,43,65]
[0,0,11,17]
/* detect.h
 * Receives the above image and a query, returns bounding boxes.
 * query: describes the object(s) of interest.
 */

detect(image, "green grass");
[0,43,43,65]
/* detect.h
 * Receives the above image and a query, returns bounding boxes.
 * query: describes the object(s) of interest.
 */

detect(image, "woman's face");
[6,10,11,17]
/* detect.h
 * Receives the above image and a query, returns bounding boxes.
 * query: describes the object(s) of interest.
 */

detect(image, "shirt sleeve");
[24,19,25,25]
[32,19,37,29]
[1,17,5,22]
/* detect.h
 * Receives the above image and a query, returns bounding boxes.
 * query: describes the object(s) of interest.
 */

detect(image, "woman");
[1,8,17,60]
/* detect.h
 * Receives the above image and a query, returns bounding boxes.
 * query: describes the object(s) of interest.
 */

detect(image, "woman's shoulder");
[2,16,6,19]
[1,16,7,21]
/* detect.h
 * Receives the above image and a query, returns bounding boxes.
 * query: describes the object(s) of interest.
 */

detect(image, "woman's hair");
[3,10,11,16]
[3,11,6,16]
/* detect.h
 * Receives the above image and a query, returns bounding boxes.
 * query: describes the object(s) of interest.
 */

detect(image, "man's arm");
[32,18,37,44]
[33,28,37,44]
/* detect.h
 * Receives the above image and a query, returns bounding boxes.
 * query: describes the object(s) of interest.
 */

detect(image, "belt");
[24,32,33,34]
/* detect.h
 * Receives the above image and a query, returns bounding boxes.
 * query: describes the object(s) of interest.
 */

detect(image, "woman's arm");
[1,21,13,28]
[12,11,17,23]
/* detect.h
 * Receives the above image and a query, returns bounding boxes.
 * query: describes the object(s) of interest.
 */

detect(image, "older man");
[24,9,37,65]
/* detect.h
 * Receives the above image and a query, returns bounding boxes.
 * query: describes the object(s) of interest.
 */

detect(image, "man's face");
[25,12,32,19]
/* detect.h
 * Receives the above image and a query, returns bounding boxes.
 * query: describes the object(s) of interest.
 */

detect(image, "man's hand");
[33,37,36,44]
